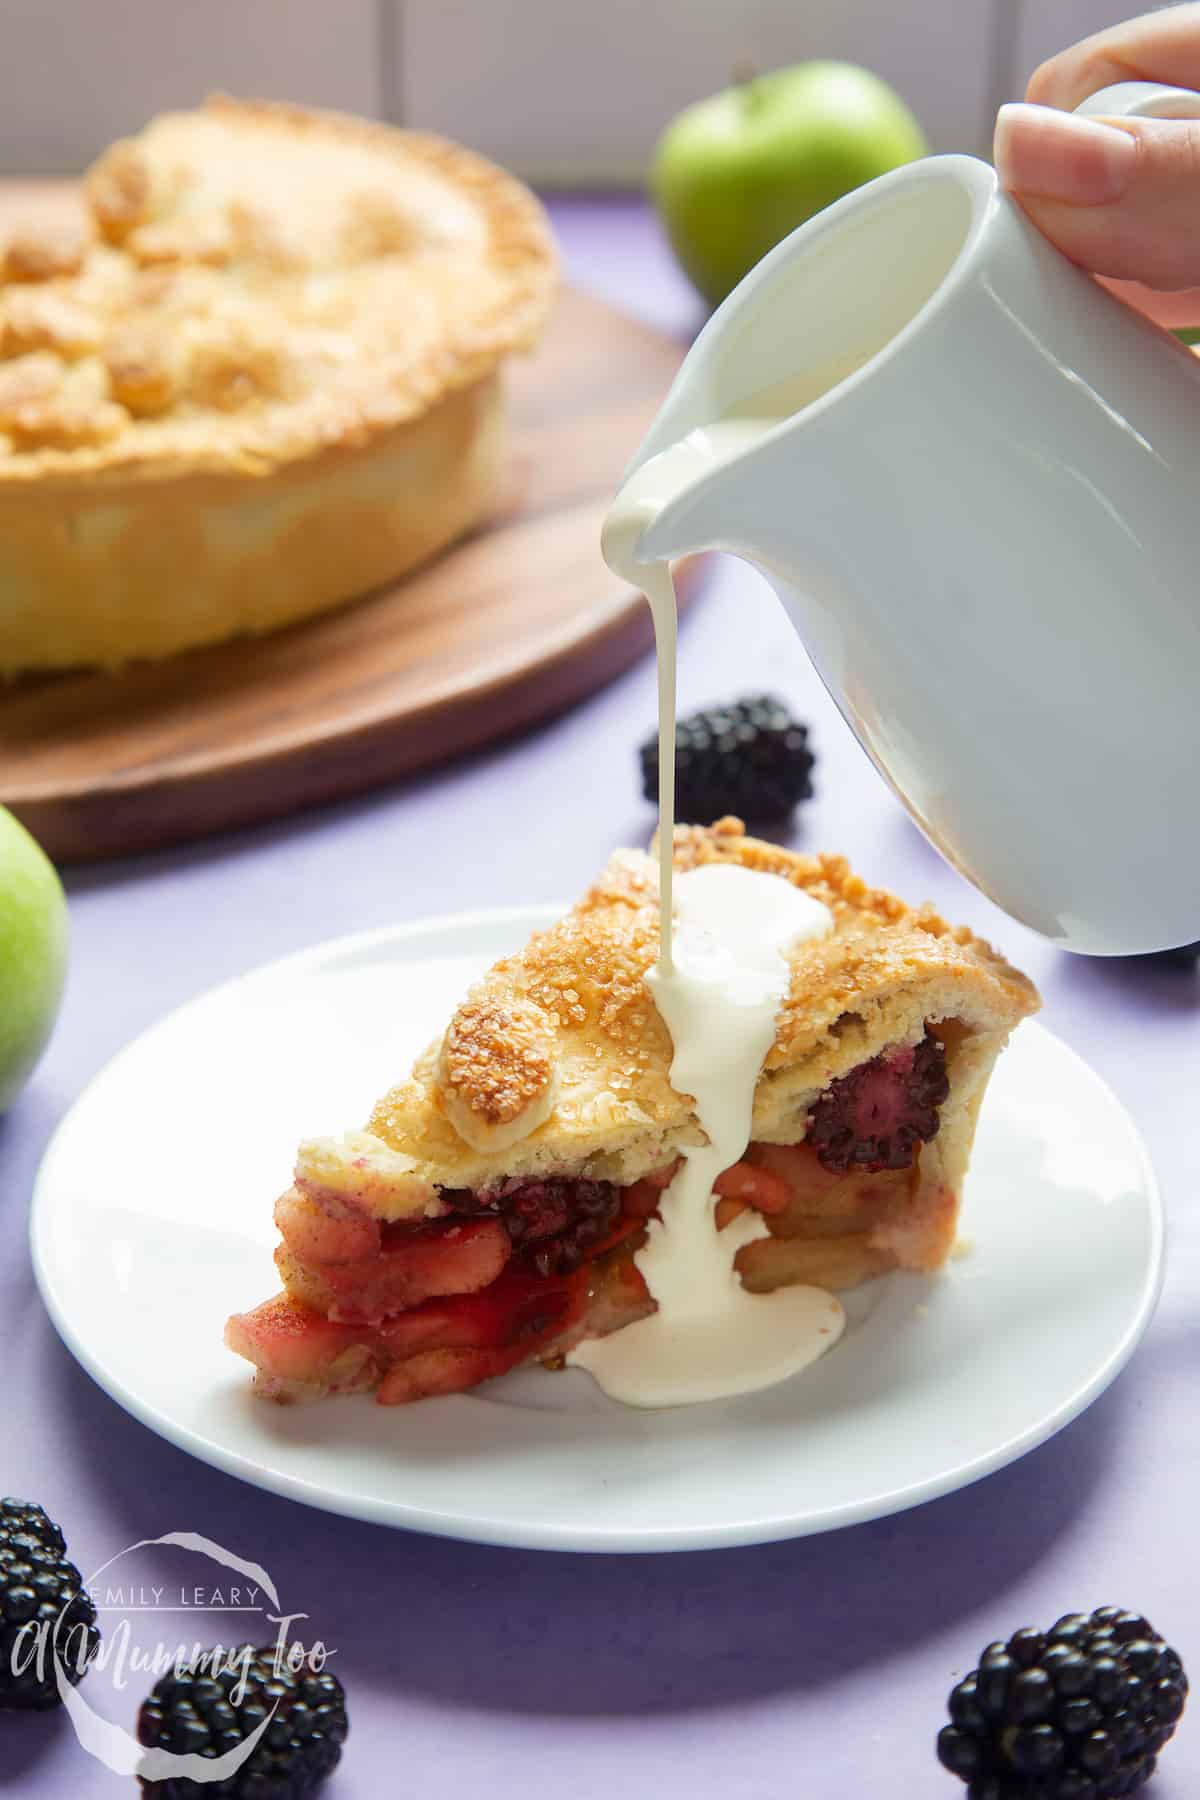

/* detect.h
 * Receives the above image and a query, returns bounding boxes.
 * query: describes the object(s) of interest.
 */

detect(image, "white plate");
[32,908,1163,1553]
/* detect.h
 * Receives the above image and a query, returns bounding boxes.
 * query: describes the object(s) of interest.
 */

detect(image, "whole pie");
[225,819,1040,1406]
[0,97,556,673]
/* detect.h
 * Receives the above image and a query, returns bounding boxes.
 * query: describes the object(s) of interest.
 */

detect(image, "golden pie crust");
[0,97,556,673]
[292,819,1038,1271]
[359,818,1038,1197]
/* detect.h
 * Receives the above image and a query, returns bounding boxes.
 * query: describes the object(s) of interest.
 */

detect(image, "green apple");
[652,60,929,308]
[0,808,68,1112]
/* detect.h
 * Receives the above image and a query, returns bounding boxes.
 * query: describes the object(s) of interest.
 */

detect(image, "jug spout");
[616,151,997,541]
[614,152,999,574]
[607,418,784,576]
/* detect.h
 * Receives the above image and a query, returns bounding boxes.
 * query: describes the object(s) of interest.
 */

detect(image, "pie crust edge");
[361,818,1041,1200]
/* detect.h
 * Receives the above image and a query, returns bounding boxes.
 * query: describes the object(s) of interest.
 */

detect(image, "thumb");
[994,102,1200,288]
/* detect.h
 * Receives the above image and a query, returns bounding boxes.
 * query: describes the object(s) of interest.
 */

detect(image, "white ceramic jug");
[621,84,1200,954]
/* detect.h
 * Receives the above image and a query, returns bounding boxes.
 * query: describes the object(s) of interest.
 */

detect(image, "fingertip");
[992,103,1136,204]
[993,102,1038,181]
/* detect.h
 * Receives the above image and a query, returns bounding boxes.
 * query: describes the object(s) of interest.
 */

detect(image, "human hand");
[994,2,1200,287]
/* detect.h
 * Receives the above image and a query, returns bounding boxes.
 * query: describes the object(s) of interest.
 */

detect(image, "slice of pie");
[225,819,1039,1405]
[0,97,555,672]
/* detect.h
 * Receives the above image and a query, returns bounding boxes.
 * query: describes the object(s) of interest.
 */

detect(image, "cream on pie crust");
[0,97,556,673]
[225,819,1040,1406]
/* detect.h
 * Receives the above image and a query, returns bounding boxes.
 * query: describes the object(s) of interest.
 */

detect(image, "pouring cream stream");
[569,397,849,1407]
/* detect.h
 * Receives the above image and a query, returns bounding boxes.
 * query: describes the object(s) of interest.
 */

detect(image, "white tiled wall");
[398,0,997,181]
[0,0,383,173]
[0,0,1151,180]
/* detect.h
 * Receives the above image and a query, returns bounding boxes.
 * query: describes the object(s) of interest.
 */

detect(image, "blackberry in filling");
[424,1029,954,1310]
[476,1177,622,1277]
[806,1031,950,1174]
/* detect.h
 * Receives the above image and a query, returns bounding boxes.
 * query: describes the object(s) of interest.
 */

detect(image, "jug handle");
[1074,80,1200,120]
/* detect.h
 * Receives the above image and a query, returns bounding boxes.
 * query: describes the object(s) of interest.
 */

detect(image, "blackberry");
[137,1644,348,1797]
[640,694,815,826]
[0,1498,66,1558]
[807,1032,949,1174]
[528,1184,620,1278]
[490,1178,573,1245]
[0,1500,100,1711]
[937,1609,1188,1798]
[486,1177,620,1278]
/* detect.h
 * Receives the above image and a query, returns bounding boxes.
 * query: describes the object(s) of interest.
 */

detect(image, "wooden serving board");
[0,182,695,862]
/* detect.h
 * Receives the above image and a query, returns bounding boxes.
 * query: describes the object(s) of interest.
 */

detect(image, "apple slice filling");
[225,1030,952,1404]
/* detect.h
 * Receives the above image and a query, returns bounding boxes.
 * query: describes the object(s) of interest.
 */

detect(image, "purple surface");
[3,195,1198,1797]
